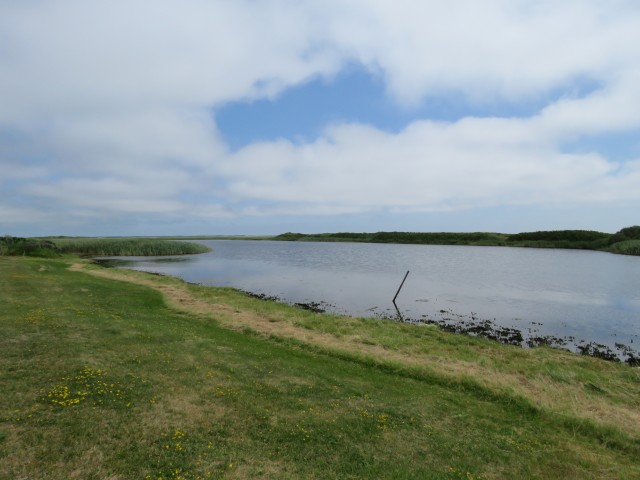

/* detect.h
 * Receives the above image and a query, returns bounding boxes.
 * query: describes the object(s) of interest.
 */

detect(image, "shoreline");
[93,257,640,366]
[3,255,640,478]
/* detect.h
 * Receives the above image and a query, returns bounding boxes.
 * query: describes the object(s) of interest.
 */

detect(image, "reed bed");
[608,239,640,256]
[53,238,210,256]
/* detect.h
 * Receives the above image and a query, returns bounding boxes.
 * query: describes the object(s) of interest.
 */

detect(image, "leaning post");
[392,270,410,306]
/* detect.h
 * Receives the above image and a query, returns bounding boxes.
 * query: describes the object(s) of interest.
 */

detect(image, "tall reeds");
[54,238,210,256]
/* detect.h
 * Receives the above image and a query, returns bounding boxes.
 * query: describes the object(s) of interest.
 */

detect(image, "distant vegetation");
[0,236,60,258]
[608,240,640,256]
[3,226,640,257]
[53,238,210,256]
[275,226,640,256]
[505,230,611,250]
[275,231,509,245]
[0,236,210,257]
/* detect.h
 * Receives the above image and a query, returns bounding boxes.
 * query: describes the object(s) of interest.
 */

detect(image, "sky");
[1,0,640,237]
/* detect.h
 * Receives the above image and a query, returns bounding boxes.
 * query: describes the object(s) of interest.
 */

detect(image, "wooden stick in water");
[393,270,410,305]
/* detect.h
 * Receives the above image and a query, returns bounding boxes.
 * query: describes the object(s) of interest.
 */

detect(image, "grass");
[52,238,211,256]
[1,256,640,479]
[1,236,211,257]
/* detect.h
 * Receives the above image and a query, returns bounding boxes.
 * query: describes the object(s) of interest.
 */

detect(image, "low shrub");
[0,236,60,257]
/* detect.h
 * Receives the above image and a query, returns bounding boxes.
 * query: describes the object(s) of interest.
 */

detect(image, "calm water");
[108,240,640,354]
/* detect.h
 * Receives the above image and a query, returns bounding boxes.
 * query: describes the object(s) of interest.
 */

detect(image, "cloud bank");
[1,0,639,234]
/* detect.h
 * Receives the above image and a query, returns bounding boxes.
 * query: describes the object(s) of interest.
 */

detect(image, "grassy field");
[1,256,640,479]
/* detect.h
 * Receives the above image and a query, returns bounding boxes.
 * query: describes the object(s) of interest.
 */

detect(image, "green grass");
[52,238,211,256]
[1,257,640,479]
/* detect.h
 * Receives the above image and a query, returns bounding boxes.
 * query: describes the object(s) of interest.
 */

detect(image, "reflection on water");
[105,240,640,359]
[94,256,192,268]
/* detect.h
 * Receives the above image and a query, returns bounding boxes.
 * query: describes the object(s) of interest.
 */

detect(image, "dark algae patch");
[379,308,640,365]
[240,290,281,302]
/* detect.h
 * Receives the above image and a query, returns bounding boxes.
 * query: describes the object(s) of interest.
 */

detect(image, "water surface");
[106,240,640,356]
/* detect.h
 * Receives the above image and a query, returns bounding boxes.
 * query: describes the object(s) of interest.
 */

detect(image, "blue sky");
[1,1,640,236]
[217,67,603,151]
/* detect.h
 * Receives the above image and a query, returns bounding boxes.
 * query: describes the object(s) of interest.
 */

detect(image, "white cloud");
[536,68,640,137]
[25,176,182,212]
[0,205,50,225]
[0,0,341,124]
[4,1,638,119]
[317,0,640,104]
[1,1,640,232]
[48,109,224,172]
[218,117,632,216]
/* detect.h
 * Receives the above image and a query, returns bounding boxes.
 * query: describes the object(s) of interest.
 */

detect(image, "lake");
[105,240,640,360]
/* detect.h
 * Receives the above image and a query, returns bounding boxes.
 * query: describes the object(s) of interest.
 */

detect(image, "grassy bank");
[274,226,640,255]
[1,256,639,479]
